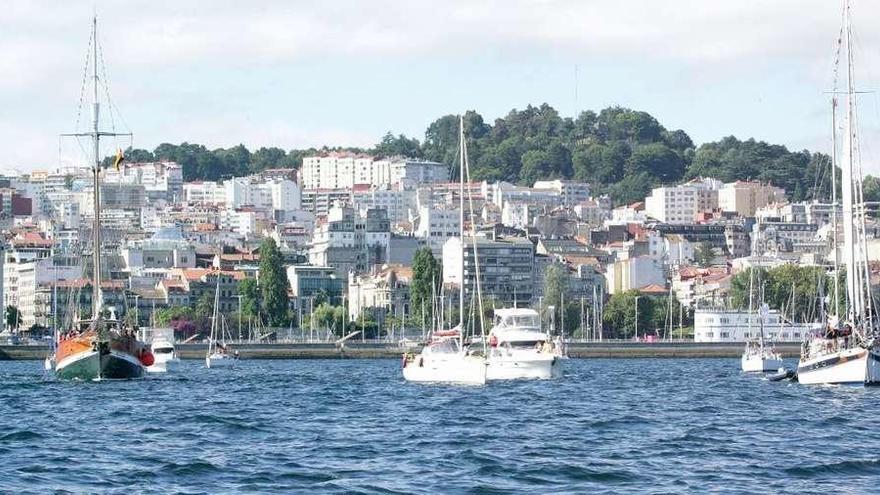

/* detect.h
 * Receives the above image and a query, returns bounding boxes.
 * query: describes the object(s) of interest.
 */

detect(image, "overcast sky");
[2,0,880,173]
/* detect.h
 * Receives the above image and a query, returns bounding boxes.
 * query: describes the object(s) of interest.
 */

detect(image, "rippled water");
[0,358,879,493]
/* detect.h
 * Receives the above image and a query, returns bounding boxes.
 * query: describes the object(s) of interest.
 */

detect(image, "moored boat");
[796,0,880,386]
[52,15,150,380]
[485,308,562,380]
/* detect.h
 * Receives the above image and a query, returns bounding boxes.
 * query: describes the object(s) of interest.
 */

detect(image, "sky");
[2,0,880,173]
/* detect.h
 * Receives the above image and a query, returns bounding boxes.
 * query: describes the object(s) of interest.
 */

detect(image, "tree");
[238,278,260,320]
[410,247,442,329]
[258,238,290,326]
[5,306,21,331]
[308,303,346,337]
[542,263,570,330]
[195,290,215,319]
[602,290,641,339]
[373,132,423,158]
[694,242,715,267]
[729,266,829,322]
[626,143,685,183]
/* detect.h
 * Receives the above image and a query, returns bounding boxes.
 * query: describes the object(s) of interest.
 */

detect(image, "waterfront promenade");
[0,341,803,360]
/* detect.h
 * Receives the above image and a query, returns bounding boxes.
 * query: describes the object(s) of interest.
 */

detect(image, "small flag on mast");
[113,148,125,171]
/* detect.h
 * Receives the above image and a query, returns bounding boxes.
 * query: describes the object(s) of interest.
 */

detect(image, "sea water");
[0,358,878,494]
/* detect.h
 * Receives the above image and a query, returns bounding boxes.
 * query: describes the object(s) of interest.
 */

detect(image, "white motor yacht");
[402,329,487,385]
[149,334,178,373]
[485,308,563,380]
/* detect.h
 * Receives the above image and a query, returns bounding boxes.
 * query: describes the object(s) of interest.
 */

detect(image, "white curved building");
[693,308,817,342]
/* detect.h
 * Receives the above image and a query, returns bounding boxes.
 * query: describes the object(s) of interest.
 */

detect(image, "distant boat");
[139,327,178,373]
[485,308,563,380]
[740,270,782,373]
[53,16,150,380]
[206,272,238,368]
[797,0,880,386]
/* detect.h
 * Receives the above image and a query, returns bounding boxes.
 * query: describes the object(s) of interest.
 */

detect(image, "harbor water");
[1,358,879,493]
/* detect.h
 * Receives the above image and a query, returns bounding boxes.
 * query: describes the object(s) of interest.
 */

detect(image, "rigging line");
[74,26,93,133]
[97,33,132,139]
[830,2,846,92]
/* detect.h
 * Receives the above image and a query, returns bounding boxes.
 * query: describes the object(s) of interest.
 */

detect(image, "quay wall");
[0,342,803,361]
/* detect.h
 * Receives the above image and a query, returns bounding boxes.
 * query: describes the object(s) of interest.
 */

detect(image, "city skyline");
[2,0,880,172]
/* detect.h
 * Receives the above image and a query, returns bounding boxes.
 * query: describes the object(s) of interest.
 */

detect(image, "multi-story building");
[751,221,819,255]
[644,178,720,224]
[442,235,535,307]
[717,181,786,217]
[604,255,666,295]
[350,185,416,224]
[301,153,448,190]
[301,188,352,216]
[287,265,344,308]
[184,181,226,205]
[104,161,183,202]
[412,206,461,253]
[532,180,591,206]
[347,264,412,321]
[309,206,391,276]
[120,226,196,273]
[491,181,564,209]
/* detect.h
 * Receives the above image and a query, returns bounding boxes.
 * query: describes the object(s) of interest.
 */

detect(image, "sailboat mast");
[458,116,466,347]
[89,16,105,319]
[840,0,862,325]
[831,96,840,319]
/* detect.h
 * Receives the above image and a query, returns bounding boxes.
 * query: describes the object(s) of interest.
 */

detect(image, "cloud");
[2,0,880,170]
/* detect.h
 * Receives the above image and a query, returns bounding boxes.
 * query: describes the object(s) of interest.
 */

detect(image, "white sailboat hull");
[797,347,880,386]
[206,354,236,369]
[402,353,487,385]
[486,350,562,380]
[741,354,783,373]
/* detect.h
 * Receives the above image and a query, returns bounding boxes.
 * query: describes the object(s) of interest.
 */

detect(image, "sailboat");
[402,117,488,384]
[740,270,782,373]
[741,303,783,373]
[53,16,151,380]
[206,272,237,368]
[797,0,880,386]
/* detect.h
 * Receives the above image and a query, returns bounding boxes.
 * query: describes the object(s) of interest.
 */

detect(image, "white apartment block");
[351,187,416,224]
[644,179,720,224]
[491,181,563,209]
[604,255,666,294]
[412,206,460,253]
[103,161,183,202]
[302,153,448,190]
[532,179,590,206]
[717,181,786,217]
[309,206,391,276]
[184,181,226,205]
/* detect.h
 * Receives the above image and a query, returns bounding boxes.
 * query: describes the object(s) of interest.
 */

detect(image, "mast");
[831,96,841,319]
[90,15,103,318]
[840,0,860,325]
[458,116,466,347]
[60,15,131,322]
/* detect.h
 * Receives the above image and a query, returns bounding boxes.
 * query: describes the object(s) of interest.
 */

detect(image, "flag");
[113,148,125,171]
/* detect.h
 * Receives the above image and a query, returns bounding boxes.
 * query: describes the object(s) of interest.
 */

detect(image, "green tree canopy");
[410,247,443,329]
[258,238,290,326]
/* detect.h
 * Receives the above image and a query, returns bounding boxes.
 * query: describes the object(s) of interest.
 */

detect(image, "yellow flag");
[113,148,125,171]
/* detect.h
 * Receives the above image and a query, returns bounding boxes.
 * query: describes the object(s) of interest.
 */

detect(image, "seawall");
[0,341,802,360]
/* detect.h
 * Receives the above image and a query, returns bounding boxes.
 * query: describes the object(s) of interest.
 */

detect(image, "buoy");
[140,351,155,367]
